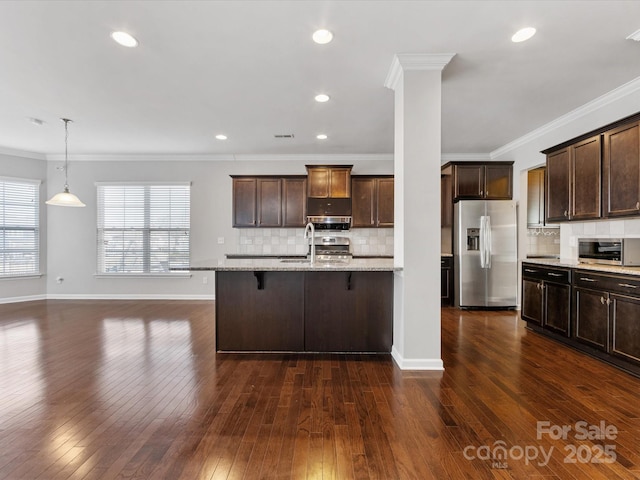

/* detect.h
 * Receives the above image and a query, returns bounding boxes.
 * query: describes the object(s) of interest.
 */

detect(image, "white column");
[385,53,455,370]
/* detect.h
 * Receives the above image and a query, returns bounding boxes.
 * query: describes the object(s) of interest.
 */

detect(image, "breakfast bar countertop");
[178,257,400,272]
[522,257,640,277]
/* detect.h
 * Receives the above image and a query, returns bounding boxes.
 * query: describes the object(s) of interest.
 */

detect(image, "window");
[0,177,40,277]
[97,183,190,274]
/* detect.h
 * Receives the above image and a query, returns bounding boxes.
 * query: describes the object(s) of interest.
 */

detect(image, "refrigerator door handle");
[479,216,486,268]
[485,216,492,269]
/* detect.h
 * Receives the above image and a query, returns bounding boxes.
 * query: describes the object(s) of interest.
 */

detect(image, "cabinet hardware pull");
[536,283,541,290]
[564,210,568,217]
[636,201,640,210]
[524,269,538,273]
[600,297,606,304]
[480,190,484,196]
[580,277,597,282]
[254,271,265,290]
[607,298,612,305]
[618,283,638,289]
[346,272,353,291]
[548,272,562,277]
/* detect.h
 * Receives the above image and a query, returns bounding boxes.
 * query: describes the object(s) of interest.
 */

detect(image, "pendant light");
[46,118,85,207]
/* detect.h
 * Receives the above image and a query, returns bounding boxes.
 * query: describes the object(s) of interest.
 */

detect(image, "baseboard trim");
[391,346,444,371]
[1,294,215,303]
[0,294,47,305]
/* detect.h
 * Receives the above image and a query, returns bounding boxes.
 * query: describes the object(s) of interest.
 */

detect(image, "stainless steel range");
[310,235,352,263]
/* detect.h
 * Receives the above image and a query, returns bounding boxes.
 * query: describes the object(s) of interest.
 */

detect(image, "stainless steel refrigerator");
[454,200,517,308]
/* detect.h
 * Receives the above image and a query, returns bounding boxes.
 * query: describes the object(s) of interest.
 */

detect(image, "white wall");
[0,153,48,302]
[41,157,392,300]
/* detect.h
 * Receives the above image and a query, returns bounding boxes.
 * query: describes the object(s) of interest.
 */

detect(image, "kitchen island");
[187,258,398,353]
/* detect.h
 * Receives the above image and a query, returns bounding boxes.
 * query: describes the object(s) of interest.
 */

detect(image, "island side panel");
[304,271,393,352]
[215,271,304,351]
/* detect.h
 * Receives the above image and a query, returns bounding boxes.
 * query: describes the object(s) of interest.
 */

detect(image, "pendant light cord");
[62,118,71,191]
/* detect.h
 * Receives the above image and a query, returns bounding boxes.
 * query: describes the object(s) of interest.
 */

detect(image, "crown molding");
[0,146,46,161]
[627,29,640,41]
[491,75,640,159]
[441,153,491,164]
[385,53,456,90]
[45,153,394,163]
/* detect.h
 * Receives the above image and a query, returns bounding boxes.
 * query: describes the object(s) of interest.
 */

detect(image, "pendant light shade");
[46,118,85,207]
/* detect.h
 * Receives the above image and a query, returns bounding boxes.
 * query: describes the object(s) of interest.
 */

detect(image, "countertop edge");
[521,258,640,277]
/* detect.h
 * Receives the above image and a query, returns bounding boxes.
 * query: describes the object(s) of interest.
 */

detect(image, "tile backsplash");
[560,218,640,259]
[526,227,560,256]
[236,228,394,256]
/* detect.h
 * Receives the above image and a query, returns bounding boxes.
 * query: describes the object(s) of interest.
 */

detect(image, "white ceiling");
[1,0,640,158]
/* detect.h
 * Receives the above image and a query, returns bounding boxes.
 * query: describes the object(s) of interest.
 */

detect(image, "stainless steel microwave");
[578,238,640,266]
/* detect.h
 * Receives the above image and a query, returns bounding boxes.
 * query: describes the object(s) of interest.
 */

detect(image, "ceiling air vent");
[274,134,295,139]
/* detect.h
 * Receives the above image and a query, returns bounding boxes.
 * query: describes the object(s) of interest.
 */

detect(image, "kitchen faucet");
[304,221,315,265]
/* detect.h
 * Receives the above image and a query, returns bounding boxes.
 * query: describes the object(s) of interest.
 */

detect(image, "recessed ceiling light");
[314,94,330,103]
[511,27,536,43]
[312,29,333,44]
[215,134,227,140]
[627,29,640,41]
[316,134,328,140]
[111,31,138,48]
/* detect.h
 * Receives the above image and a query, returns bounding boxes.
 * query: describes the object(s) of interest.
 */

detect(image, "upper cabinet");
[306,165,352,198]
[232,176,306,228]
[351,176,394,228]
[545,135,601,223]
[603,120,640,218]
[442,161,513,202]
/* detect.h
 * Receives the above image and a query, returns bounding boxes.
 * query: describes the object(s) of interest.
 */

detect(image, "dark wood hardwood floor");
[1,301,640,479]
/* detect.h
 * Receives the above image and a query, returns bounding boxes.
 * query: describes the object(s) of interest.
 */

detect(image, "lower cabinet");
[521,263,571,336]
[523,263,640,376]
[441,256,453,306]
[215,270,393,353]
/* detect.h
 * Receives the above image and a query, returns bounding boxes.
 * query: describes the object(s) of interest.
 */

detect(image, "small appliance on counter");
[578,238,640,266]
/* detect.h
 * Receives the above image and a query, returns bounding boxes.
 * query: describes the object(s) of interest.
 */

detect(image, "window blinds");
[96,183,190,274]
[0,177,40,276]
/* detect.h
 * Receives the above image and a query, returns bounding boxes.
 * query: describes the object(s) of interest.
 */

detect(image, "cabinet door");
[257,178,282,227]
[216,271,304,351]
[521,279,543,325]
[544,282,571,336]
[304,272,392,352]
[232,178,257,227]
[376,178,394,227]
[572,136,601,220]
[329,168,351,198]
[610,293,640,365]
[527,168,545,227]
[484,164,512,199]
[546,147,571,222]
[307,168,330,198]
[282,178,307,227]
[441,258,453,306]
[454,165,484,199]
[574,288,609,351]
[351,178,376,227]
[604,121,640,217]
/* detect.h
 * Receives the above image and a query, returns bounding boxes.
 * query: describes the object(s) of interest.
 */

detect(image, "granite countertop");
[441,253,453,257]
[180,257,399,272]
[522,258,640,277]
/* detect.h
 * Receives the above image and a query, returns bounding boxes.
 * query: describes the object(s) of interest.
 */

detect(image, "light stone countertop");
[521,258,640,277]
[180,257,399,272]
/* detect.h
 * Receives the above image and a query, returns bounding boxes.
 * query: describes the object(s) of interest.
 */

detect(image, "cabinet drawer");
[522,263,570,283]
[574,270,640,295]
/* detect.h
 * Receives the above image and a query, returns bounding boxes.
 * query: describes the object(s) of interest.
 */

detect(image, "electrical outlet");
[217,237,225,244]
[202,276,208,285]
[56,276,64,284]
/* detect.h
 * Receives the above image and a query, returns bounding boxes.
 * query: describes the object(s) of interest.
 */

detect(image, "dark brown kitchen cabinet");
[444,161,513,201]
[351,176,394,228]
[282,177,307,227]
[441,256,453,306]
[527,167,558,228]
[603,120,640,217]
[304,271,393,352]
[574,286,609,351]
[306,165,352,198]
[521,263,571,336]
[216,271,304,351]
[545,135,601,222]
[232,175,306,228]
